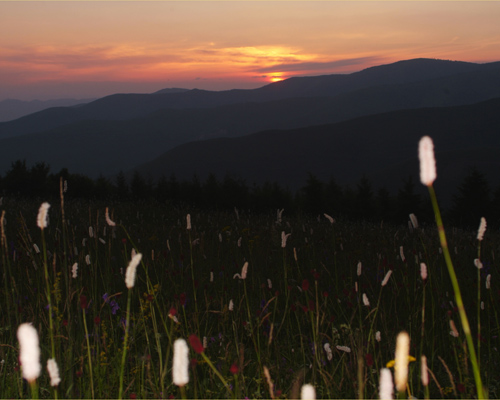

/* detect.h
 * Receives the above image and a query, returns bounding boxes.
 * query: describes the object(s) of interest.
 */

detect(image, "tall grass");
[1,145,499,398]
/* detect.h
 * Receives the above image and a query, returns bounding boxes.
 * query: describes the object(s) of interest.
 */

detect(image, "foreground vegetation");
[1,178,499,398]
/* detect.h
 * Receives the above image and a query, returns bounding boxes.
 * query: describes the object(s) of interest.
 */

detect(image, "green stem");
[427,185,484,399]
[118,288,132,400]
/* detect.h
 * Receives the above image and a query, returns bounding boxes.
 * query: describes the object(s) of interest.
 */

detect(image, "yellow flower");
[386,355,416,368]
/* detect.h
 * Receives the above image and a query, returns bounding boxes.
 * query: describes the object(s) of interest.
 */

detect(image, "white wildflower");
[381,270,392,286]
[379,368,394,400]
[418,136,436,186]
[105,207,116,226]
[394,331,410,393]
[71,263,78,278]
[172,338,189,387]
[47,358,61,387]
[301,383,316,400]
[477,217,487,241]
[125,253,142,289]
[17,323,41,382]
[37,202,50,229]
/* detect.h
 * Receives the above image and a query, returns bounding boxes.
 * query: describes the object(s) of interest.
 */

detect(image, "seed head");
[47,358,61,387]
[394,331,410,393]
[125,253,142,289]
[362,293,370,307]
[17,323,41,383]
[421,355,429,386]
[420,263,428,280]
[418,136,437,186]
[301,383,316,400]
[381,270,392,286]
[379,368,394,400]
[37,202,50,229]
[172,338,189,387]
[105,207,116,226]
[477,217,487,241]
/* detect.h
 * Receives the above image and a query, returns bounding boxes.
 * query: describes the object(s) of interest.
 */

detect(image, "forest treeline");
[0,159,499,229]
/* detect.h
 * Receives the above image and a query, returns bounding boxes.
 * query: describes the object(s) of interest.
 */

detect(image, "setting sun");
[269,74,285,83]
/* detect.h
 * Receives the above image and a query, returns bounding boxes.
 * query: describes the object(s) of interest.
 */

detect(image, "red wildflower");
[130,393,137,399]
[189,334,204,354]
[230,363,239,374]
[62,319,68,327]
[94,316,101,325]
[365,353,374,367]
[302,279,310,291]
[80,295,88,309]
[457,383,466,393]
[168,307,177,317]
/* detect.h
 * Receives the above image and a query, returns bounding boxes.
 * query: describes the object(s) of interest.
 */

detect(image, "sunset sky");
[1,1,500,101]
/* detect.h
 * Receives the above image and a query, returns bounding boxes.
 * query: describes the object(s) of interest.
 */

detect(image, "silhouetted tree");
[130,171,152,200]
[396,175,422,223]
[324,177,343,215]
[2,160,30,196]
[202,174,220,208]
[448,167,491,228]
[300,173,324,215]
[355,175,375,220]
[156,174,169,202]
[29,162,51,197]
[375,186,395,223]
[115,171,129,200]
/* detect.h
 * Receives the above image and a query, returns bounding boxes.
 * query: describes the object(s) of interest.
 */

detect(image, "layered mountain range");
[1,58,499,199]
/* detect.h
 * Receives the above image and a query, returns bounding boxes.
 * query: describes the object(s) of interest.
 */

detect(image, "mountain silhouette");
[130,97,500,205]
[1,58,499,139]
[1,57,500,191]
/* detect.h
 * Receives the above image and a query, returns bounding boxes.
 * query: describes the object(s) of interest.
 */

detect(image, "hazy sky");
[1,1,500,101]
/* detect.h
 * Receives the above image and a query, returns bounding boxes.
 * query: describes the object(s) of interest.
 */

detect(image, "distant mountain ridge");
[1,58,498,139]
[0,97,95,122]
[131,97,500,205]
[0,57,500,190]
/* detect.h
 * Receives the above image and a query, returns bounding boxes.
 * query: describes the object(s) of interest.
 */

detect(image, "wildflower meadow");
[1,136,500,399]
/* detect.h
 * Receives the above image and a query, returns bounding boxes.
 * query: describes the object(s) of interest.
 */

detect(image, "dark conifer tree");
[448,167,491,228]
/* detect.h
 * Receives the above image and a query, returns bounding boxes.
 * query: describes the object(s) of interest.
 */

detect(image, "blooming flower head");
[241,262,248,279]
[421,355,429,386]
[362,293,370,307]
[125,253,142,289]
[336,345,351,353]
[420,263,428,280]
[37,202,50,229]
[281,231,291,248]
[418,136,437,186]
[47,358,61,387]
[394,331,410,393]
[379,368,394,400]
[409,213,418,229]
[72,263,78,279]
[17,323,41,383]
[477,217,487,241]
[189,334,204,354]
[324,213,334,224]
[172,338,189,387]
[381,270,392,286]
[301,383,316,400]
[105,207,116,227]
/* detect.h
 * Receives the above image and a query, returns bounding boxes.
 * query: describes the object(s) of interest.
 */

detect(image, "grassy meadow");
[1,181,500,399]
